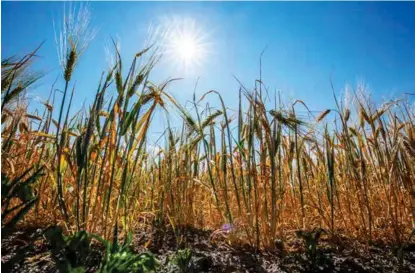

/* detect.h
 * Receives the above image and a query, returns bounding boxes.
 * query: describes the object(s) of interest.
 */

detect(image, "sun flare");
[173,36,197,63]
[161,17,210,72]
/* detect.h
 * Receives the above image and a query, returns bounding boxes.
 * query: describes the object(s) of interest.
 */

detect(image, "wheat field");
[2,5,414,254]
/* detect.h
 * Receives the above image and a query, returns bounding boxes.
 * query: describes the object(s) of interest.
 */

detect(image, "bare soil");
[2,225,414,273]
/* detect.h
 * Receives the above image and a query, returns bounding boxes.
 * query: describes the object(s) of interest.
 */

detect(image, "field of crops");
[2,4,414,273]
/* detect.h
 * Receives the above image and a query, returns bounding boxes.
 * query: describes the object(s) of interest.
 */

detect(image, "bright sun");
[161,17,210,72]
[174,36,197,63]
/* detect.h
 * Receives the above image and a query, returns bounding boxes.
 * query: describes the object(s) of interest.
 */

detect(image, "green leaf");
[2,197,37,233]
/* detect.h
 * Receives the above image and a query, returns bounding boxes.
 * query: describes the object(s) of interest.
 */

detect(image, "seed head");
[54,3,96,82]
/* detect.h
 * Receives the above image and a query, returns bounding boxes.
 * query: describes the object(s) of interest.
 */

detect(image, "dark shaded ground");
[2,225,414,273]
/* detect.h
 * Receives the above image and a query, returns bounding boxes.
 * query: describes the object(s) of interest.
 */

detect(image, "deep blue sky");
[2,1,414,135]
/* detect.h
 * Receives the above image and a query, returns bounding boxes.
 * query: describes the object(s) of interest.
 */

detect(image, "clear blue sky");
[2,1,414,135]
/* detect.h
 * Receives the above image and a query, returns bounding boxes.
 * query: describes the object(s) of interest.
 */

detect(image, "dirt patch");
[2,226,414,273]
